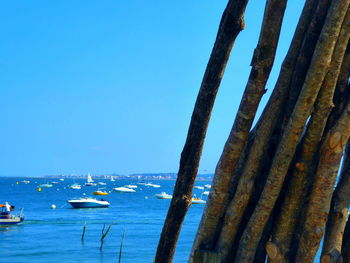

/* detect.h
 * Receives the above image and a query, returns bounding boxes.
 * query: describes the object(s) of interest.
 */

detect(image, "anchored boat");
[155,192,172,199]
[0,203,24,225]
[68,198,110,208]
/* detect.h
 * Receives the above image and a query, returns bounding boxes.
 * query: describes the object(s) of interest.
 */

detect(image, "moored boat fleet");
[4,177,211,225]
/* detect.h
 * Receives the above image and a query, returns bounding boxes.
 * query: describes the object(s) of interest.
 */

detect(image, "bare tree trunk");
[189,1,288,261]
[235,1,349,261]
[322,142,350,259]
[154,1,248,262]
[270,8,350,262]
[295,97,350,262]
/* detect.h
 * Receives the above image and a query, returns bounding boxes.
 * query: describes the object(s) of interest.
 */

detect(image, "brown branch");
[154,1,249,262]
[235,1,350,261]
[190,1,288,261]
[271,8,350,262]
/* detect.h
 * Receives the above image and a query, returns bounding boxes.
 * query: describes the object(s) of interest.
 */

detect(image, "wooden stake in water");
[81,222,86,243]
[100,223,113,251]
[118,230,126,263]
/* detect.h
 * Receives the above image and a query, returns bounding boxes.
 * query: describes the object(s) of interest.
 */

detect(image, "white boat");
[202,191,210,196]
[98,182,107,186]
[69,183,81,190]
[144,183,161,188]
[113,187,136,193]
[0,204,24,225]
[110,176,115,182]
[68,198,110,208]
[124,184,137,189]
[194,186,205,190]
[85,174,97,186]
[192,197,206,204]
[204,184,211,189]
[21,180,30,184]
[155,192,172,199]
[39,183,53,188]
[59,178,65,181]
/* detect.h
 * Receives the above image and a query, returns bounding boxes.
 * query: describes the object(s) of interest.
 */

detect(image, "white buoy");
[51,204,56,209]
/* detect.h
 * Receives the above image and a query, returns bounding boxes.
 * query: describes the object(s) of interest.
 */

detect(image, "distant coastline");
[0,173,214,181]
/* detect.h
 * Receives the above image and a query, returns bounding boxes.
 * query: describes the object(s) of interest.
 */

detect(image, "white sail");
[87,174,94,183]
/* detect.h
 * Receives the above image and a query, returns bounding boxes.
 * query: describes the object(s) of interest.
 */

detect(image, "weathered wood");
[321,249,342,263]
[323,142,350,257]
[190,1,288,261]
[155,1,249,262]
[295,90,350,261]
[342,217,350,261]
[271,7,350,262]
[193,250,221,263]
[235,1,350,261]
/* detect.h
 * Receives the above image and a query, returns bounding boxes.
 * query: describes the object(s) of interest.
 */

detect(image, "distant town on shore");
[44,173,214,181]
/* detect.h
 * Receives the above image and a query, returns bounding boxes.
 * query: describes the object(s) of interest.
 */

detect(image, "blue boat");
[68,198,110,208]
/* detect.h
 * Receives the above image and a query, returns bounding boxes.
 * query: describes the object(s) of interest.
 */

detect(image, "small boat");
[110,176,115,182]
[68,198,110,208]
[21,180,30,184]
[113,187,136,193]
[144,183,161,188]
[69,183,81,190]
[39,183,53,188]
[124,184,137,189]
[204,184,211,189]
[85,174,97,186]
[93,189,109,195]
[191,197,206,204]
[59,178,65,181]
[194,186,205,190]
[155,192,172,199]
[0,204,24,225]
[202,191,210,196]
[98,182,107,186]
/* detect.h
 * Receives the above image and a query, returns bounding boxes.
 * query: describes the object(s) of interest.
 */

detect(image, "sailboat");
[85,174,96,186]
[110,176,115,182]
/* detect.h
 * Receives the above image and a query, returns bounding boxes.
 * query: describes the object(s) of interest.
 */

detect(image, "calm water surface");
[0,177,207,263]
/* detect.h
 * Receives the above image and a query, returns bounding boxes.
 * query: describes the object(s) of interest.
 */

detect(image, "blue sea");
[0,177,207,263]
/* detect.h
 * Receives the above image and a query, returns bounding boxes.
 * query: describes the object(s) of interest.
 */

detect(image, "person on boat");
[5,202,11,212]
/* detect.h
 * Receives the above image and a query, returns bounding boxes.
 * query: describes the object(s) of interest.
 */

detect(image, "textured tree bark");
[154,1,248,262]
[270,8,350,262]
[235,1,349,261]
[322,142,350,258]
[190,0,287,259]
[295,98,350,262]
[189,1,289,262]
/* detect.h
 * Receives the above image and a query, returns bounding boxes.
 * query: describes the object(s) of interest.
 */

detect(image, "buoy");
[16,182,19,185]
[37,187,42,192]
[51,204,56,209]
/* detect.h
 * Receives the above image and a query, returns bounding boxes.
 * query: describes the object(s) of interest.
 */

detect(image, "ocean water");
[0,177,207,263]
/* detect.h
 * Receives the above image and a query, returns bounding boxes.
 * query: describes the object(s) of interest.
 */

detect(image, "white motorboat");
[144,183,160,188]
[39,183,53,188]
[68,198,110,208]
[21,180,30,184]
[98,182,107,186]
[204,184,211,189]
[69,183,81,190]
[194,186,205,190]
[113,187,136,193]
[202,191,210,196]
[155,192,172,199]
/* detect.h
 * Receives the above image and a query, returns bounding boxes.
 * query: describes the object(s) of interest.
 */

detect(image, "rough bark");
[271,8,350,262]
[322,142,350,258]
[191,1,318,261]
[154,1,248,262]
[295,97,350,262]
[235,1,350,261]
[189,0,286,259]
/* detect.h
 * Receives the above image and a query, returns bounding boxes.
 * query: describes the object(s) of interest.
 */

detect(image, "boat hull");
[68,200,109,208]
[0,216,24,225]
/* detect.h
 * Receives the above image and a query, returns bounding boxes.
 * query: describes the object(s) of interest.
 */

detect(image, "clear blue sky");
[0,1,304,177]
